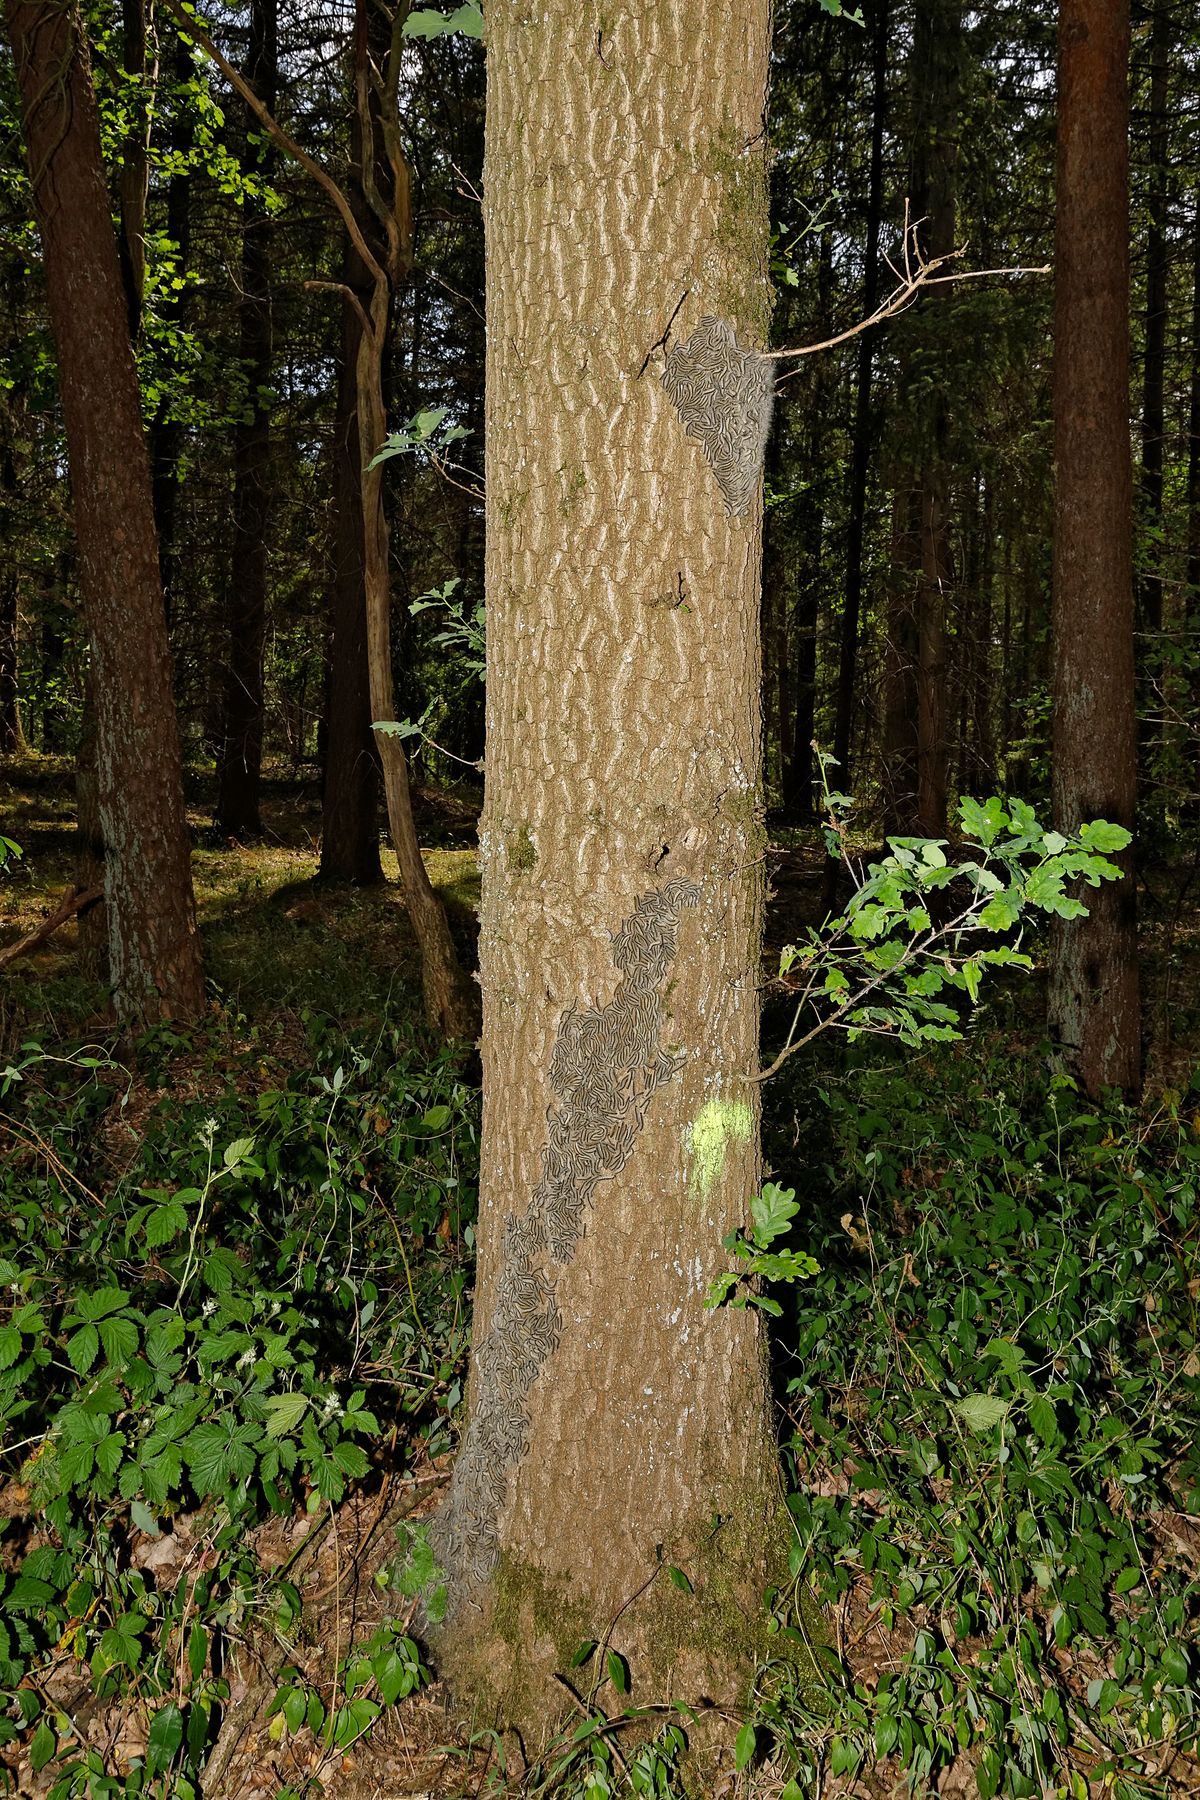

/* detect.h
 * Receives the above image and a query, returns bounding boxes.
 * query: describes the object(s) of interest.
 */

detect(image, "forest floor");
[1,758,1199,1800]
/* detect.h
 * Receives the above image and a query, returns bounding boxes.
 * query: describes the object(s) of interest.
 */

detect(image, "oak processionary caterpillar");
[660,316,775,517]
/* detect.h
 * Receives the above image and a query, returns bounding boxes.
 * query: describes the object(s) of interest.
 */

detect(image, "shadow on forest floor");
[2,757,1199,1799]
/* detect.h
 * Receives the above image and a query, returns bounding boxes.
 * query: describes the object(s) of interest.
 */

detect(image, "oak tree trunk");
[1048,0,1140,1096]
[5,0,204,1027]
[431,0,786,1741]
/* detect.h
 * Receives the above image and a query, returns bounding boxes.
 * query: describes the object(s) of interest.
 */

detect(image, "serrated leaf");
[954,1394,1011,1434]
[263,1391,309,1440]
[223,1136,255,1169]
[145,1202,187,1247]
[99,1315,139,1367]
[66,1323,99,1374]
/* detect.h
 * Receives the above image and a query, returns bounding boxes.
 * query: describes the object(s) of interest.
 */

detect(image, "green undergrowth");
[758,1045,1200,1798]
[0,1014,478,1797]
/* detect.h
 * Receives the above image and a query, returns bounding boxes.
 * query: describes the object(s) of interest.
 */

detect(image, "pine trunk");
[431,0,788,1741]
[5,0,204,1027]
[1048,0,1140,1096]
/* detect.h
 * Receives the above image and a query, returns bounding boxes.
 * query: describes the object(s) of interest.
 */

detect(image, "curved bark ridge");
[660,317,774,517]
[434,877,700,1604]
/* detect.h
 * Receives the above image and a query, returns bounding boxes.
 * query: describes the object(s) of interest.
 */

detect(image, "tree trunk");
[1048,0,1140,1097]
[5,0,204,1027]
[155,0,475,1039]
[1188,191,1200,816]
[832,0,888,791]
[117,0,151,339]
[430,0,785,1739]
[0,442,27,754]
[911,0,959,837]
[148,32,195,625]
[1137,0,1169,642]
[320,280,385,885]
[319,10,385,888]
[882,486,920,835]
[215,0,276,839]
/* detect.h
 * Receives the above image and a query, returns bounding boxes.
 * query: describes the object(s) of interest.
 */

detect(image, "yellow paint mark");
[688,1097,752,1198]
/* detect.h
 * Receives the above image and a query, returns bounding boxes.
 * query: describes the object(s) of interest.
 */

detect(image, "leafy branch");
[754,753,1131,1085]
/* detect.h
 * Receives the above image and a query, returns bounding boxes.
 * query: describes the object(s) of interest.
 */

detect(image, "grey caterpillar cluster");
[431,877,700,1606]
[660,316,774,517]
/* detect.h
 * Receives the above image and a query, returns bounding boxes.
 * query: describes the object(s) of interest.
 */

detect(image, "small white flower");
[202,1299,217,1317]
[237,1349,256,1369]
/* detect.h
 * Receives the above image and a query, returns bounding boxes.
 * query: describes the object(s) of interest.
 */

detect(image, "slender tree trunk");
[1048,0,1140,1097]
[117,0,151,339]
[215,0,276,838]
[157,0,475,1038]
[832,0,888,789]
[148,33,195,625]
[0,443,27,754]
[1187,192,1200,816]
[882,486,920,834]
[320,283,384,885]
[1137,0,1169,641]
[912,0,959,837]
[319,9,385,887]
[430,0,784,1737]
[5,0,204,1026]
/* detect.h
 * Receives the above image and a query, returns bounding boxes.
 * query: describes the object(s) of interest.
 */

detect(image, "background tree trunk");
[319,7,386,888]
[832,0,888,793]
[215,0,276,838]
[5,0,204,1026]
[1048,0,1140,1096]
[430,0,784,1738]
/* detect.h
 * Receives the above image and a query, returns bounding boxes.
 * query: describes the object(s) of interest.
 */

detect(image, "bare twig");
[770,205,1049,383]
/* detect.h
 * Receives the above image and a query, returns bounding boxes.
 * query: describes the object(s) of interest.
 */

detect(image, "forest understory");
[2,762,1197,1800]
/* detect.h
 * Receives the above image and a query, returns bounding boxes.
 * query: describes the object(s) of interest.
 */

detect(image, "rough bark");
[215,0,276,839]
[430,0,786,1740]
[1048,0,1140,1096]
[5,0,204,1026]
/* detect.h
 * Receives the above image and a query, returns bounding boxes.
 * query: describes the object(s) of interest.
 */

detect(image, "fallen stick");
[0,885,103,971]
